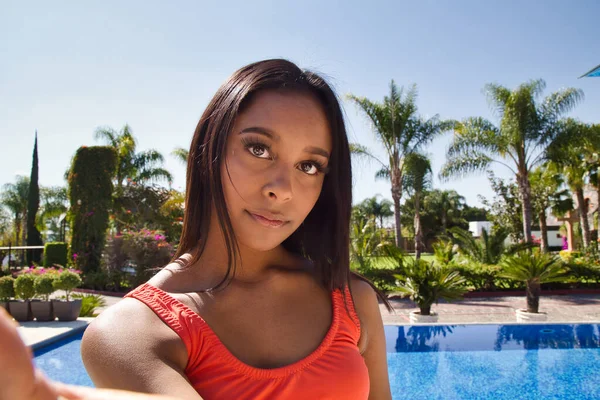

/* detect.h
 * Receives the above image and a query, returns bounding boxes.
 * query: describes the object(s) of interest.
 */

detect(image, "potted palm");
[395,259,466,323]
[0,276,15,315]
[500,251,567,322]
[11,274,36,321]
[31,274,56,321]
[52,270,83,321]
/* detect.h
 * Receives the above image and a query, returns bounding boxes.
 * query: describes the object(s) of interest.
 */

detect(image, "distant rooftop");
[580,64,600,77]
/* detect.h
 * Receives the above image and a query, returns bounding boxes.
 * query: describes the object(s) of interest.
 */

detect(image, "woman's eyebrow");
[304,146,330,159]
[240,126,278,140]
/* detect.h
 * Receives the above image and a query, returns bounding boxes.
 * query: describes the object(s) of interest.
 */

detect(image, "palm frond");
[93,127,118,147]
[484,83,512,118]
[402,153,432,194]
[439,151,493,180]
[349,143,388,169]
[500,251,567,284]
[134,168,173,185]
[446,117,500,158]
[539,88,584,126]
[171,147,189,164]
[375,167,391,180]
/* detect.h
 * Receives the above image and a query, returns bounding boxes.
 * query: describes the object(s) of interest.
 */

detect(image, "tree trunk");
[539,211,549,253]
[420,305,431,316]
[575,188,591,249]
[14,213,21,250]
[441,210,447,235]
[391,170,403,248]
[517,172,533,243]
[526,280,540,313]
[414,192,423,259]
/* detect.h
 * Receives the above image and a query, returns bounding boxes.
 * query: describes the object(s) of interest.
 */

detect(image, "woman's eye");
[300,162,319,175]
[248,145,270,159]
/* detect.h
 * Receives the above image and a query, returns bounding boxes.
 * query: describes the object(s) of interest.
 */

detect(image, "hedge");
[44,242,68,267]
[68,146,117,275]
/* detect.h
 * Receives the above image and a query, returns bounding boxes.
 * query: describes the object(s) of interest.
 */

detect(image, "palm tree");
[547,119,597,249]
[94,124,173,191]
[500,251,567,313]
[424,190,466,234]
[95,125,173,233]
[356,195,394,229]
[395,259,466,316]
[402,153,432,259]
[449,226,510,266]
[39,186,69,240]
[348,81,453,247]
[440,79,584,243]
[171,147,189,165]
[1,176,29,246]
[529,165,570,252]
[579,123,600,250]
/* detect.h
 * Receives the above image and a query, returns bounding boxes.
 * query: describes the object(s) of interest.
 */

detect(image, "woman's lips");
[247,211,287,228]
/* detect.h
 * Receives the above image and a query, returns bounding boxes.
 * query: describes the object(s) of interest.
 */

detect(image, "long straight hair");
[172,59,391,310]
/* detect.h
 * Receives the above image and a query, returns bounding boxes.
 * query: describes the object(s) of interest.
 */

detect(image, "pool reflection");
[387,324,600,353]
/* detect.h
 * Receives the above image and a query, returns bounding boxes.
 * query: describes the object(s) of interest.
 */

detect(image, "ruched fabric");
[125,283,369,399]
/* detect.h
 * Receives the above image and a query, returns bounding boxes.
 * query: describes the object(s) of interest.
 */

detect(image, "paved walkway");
[85,291,600,324]
[380,294,600,324]
[16,292,600,350]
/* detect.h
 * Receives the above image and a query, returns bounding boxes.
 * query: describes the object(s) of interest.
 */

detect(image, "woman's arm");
[81,299,203,400]
[0,307,183,400]
[350,279,393,400]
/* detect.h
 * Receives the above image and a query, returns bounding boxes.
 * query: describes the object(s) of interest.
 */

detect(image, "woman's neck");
[183,219,298,286]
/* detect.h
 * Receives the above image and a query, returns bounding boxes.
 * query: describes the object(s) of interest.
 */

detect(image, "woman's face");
[221,90,332,252]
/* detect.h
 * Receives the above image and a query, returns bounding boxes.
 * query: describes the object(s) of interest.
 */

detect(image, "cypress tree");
[26,131,43,264]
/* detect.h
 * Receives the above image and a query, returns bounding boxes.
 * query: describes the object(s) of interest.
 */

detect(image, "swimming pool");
[34,324,600,399]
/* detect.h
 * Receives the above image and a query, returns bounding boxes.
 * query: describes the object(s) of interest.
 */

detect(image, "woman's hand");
[0,307,180,400]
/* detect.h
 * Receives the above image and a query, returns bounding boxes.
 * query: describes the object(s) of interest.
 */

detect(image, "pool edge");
[30,321,90,351]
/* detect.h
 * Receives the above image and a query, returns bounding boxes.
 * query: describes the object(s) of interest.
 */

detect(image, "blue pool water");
[34,331,92,387]
[34,324,600,399]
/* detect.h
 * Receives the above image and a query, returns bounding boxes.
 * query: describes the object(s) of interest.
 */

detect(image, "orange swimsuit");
[124,283,370,399]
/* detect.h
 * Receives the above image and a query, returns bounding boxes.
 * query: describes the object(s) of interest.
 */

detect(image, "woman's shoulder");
[349,275,378,303]
[83,291,188,361]
[348,276,381,353]
[80,295,200,396]
[81,282,189,378]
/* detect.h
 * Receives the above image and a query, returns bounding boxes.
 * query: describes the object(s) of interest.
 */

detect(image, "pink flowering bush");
[17,266,82,277]
[99,228,174,289]
[122,229,173,286]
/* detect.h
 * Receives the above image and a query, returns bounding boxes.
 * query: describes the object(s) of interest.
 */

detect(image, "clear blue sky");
[2,0,599,208]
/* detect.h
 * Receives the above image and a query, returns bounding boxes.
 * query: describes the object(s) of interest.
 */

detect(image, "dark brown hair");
[172,59,391,310]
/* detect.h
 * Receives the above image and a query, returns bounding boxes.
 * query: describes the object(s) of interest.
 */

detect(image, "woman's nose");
[263,167,293,203]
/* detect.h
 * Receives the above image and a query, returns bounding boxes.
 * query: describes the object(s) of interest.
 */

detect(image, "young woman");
[0,59,392,400]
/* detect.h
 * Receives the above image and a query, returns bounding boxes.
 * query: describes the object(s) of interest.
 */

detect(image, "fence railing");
[0,244,45,270]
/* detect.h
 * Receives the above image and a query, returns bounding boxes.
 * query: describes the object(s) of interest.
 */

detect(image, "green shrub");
[44,242,68,267]
[34,275,56,301]
[121,229,173,287]
[68,146,117,275]
[566,262,600,284]
[14,274,36,300]
[53,271,82,301]
[0,276,15,301]
[395,259,466,315]
[559,250,581,262]
[72,293,107,317]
